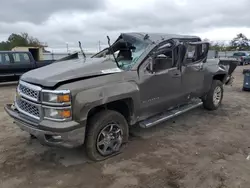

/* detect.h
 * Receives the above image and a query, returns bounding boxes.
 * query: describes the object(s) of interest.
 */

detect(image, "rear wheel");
[202,80,223,110]
[85,110,129,161]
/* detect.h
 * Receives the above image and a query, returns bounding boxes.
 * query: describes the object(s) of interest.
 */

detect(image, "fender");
[202,58,237,93]
[73,81,140,124]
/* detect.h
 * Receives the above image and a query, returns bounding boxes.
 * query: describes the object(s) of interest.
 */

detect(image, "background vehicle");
[230,51,250,65]
[5,33,238,161]
[0,51,55,82]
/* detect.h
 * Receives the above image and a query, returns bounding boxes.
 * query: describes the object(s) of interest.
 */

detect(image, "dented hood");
[21,57,123,87]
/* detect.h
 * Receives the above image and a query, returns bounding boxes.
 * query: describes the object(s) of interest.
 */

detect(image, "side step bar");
[139,100,203,128]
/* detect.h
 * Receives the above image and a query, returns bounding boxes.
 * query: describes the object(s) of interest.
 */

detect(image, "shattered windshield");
[117,40,150,70]
[92,34,151,70]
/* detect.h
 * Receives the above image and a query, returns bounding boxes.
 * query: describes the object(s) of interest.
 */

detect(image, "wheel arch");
[73,81,140,125]
[213,73,227,83]
[86,98,135,126]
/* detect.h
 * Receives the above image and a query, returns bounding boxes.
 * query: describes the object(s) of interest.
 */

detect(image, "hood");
[21,57,123,87]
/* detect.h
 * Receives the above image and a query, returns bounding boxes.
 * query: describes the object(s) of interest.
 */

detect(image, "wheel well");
[87,98,134,124]
[213,74,226,82]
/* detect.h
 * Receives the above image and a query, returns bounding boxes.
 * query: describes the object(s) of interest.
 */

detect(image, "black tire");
[242,87,250,91]
[85,110,129,161]
[202,80,223,111]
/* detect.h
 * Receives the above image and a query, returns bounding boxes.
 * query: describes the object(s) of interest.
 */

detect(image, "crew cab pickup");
[4,33,238,161]
[0,51,54,82]
[230,51,250,65]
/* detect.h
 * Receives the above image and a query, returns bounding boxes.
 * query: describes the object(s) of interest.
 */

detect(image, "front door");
[138,46,183,120]
[11,52,35,76]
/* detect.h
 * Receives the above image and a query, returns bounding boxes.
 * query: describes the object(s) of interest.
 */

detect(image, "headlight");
[42,90,71,105]
[44,107,72,121]
[41,89,72,121]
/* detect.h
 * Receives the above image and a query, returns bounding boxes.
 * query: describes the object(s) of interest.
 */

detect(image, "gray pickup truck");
[4,33,238,161]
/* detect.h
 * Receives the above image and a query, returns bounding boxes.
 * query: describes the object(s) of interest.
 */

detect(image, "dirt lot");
[1,66,250,188]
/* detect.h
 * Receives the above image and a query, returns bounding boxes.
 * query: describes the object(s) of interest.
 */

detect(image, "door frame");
[137,42,184,120]
[180,41,209,98]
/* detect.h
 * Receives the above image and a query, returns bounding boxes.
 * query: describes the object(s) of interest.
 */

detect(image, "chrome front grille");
[19,84,39,99]
[16,98,40,120]
[18,81,41,102]
[16,81,42,120]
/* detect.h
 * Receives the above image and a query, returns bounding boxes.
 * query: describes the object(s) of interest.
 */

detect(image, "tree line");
[0,32,249,52]
[208,33,250,51]
[0,33,43,51]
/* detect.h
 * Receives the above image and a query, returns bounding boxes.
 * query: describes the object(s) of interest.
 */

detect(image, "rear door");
[0,52,16,81]
[181,42,209,99]
[10,52,35,76]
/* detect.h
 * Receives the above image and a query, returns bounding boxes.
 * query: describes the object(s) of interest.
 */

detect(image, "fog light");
[46,135,62,142]
[52,135,62,140]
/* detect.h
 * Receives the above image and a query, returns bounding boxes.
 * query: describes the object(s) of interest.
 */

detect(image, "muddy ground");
[1,66,250,188]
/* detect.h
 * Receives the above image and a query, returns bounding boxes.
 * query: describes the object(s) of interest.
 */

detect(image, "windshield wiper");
[106,36,120,68]
[78,41,86,63]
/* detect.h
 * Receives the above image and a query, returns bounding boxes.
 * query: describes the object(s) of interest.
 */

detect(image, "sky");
[1,0,250,52]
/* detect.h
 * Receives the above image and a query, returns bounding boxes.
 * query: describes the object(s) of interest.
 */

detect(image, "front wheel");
[202,80,223,110]
[85,110,129,161]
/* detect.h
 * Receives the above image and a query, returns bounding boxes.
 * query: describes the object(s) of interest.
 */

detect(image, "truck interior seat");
[117,49,133,61]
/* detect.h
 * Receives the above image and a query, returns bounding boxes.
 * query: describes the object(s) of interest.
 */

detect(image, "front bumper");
[4,104,86,148]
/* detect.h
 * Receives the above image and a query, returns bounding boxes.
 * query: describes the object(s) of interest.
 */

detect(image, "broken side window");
[184,42,208,64]
[185,45,196,64]
[152,42,175,72]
